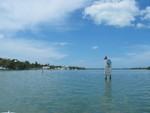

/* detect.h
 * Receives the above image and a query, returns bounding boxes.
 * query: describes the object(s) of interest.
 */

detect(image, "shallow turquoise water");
[0,70,150,113]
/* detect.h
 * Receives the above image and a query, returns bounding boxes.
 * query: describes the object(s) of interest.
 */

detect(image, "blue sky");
[0,0,150,68]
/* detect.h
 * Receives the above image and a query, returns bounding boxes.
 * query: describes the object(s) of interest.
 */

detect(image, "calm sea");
[0,70,150,113]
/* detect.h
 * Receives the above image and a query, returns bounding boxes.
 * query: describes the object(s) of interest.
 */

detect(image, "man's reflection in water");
[104,80,112,101]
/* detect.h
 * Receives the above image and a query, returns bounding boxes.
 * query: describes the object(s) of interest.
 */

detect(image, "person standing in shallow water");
[104,56,112,80]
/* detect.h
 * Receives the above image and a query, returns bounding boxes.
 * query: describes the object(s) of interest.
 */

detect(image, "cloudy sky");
[0,0,150,68]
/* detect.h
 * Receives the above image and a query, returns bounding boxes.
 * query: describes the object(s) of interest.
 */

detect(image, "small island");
[0,58,85,70]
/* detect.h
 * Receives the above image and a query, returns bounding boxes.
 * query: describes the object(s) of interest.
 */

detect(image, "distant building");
[0,66,7,70]
[13,59,18,62]
[42,66,50,69]
[60,66,70,70]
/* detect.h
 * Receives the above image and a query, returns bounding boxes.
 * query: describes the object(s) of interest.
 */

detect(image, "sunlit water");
[0,70,150,113]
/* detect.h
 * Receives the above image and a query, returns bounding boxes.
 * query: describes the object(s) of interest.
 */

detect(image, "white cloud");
[112,45,150,67]
[136,23,150,28]
[0,0,89,31]
[83,0,140,27]
[71,59,103,68]
[142,7,150,20]
[136,23,145,28]
[0,34,5,39]
[0,0,149,31]
[0,38,68,63]
[53,42,70,46]
[67,44,150,67]
[92,46,98,49]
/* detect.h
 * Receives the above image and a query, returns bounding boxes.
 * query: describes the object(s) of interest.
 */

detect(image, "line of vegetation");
[85,67,150,70]
[0,58,85,70]
[130,67,150,70]
[147,66,150,70]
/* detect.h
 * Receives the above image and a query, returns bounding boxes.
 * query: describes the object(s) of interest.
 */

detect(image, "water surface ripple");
[0,70,150,113]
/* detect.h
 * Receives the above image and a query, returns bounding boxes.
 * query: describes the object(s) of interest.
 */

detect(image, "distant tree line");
[0,58,42,70]
[147,66,150,70]
[130,67,150,70]
[0,58,85,70]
